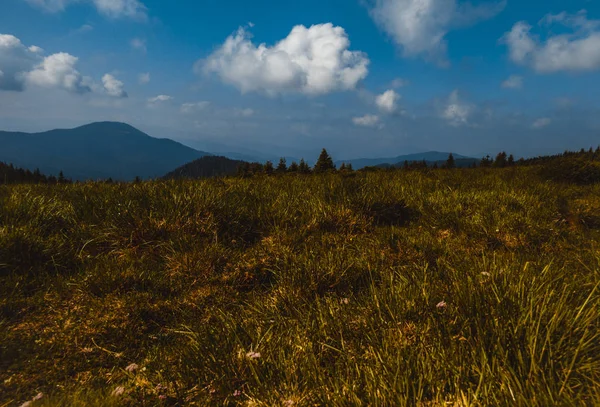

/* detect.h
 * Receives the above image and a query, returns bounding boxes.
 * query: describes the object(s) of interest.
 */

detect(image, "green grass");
[1,168,599,406]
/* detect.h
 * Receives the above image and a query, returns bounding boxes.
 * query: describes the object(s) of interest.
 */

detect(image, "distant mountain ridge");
[336,151,475,169]
[164,156,246,179]
[0,122,211,181]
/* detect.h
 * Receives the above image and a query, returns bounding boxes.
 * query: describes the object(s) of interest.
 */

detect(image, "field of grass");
[1,168,599,406]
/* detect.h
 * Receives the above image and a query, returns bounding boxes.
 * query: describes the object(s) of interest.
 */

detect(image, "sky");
[1,0,600,160]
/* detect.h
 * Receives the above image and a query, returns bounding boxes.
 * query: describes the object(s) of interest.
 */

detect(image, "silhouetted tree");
[313,148,336,173]
[276,158,287,173]
[480,155,493,168]
[347,163,353,172]
[264,161,274,175]
[288,162,299,173]
[339,163,347,171]
[445,153,456,169]
[494,152,508,168]
[507,154,515,167]
[298,159,311,174]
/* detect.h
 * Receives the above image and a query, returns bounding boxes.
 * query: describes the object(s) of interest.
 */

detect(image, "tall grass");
[1,168,599,406]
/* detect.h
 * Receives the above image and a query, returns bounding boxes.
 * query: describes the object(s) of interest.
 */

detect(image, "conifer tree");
[347,163,353,171]
[313,148,335,173]
[276,158,287,173]
[445,153,456,169]
[298,159,311,174]
[264,161,274,175]
[494,152,508,168]
[288,161,299,173]
[339,163,347,171]
[507,154,515,167]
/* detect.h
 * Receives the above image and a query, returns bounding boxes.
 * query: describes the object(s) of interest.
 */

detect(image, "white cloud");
[503,11,600,73]
[130,38,146,53]
[181,101,210,114]
[102,73,127,97]
[352,114,381,127]
[376,89,400,113]
[201,23,369,96]
[25,52,90,93]
[0,34,38,91]
[148,94,173,104]
[28,45,44,54]
[138,72,150,84]
[502,75,523,89]
[442,90,471,126]
[532,117,551,129]
[369,0,506,63]
[24,0,147,19]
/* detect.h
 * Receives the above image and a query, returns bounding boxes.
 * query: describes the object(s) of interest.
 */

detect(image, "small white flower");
[112,386,125,397]
[436,301,447,310]
[125,363,139,373]
[33,393,43,401]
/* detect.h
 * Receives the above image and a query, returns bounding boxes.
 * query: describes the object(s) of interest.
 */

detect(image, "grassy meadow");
[1,168,599,406]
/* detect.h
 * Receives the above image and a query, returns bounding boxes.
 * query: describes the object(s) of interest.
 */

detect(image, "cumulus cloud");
[532,117,551,129]
[201,23,369,96]
[376,89,400,113]
[442,90,471,126]
[369,0,506,63]
[502,75,523,89]
[24,0,147,19]
[138,72,150,84]
[0,34,38,91]
[130,38,146,53]
[102,73,127,97]
[353,114,381,127]
[25,52,91,93]
[181,101,210,114]
[503,10,600,73]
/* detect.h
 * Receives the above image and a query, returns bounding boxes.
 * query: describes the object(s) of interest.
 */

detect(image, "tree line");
[0,162,71,185]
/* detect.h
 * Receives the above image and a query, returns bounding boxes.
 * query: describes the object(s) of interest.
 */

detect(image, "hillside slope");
[0,122,210,181]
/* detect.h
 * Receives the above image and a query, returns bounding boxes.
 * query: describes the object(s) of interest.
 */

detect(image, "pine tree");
[507,154,515,167]
[58,171,65,183]
[313,148,335,173]
[298,159,311,174]
[347,163,353,172]
[445,153,456,169]
[276,158,287,173]
[264,161,274,175]
[288,161,299,173]
[494,152,508,168]
[339,163,347,171]
[403,160,409,170]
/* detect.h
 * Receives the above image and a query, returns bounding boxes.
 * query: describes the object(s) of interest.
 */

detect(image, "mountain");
[0,122,211,181]
[336,151,474,170]
[164,156,246,179]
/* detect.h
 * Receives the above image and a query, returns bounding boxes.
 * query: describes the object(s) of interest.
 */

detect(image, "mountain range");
[0,122,210,181]
[0,122,476,180]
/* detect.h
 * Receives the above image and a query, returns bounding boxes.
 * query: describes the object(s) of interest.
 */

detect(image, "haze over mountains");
[0,122,475,180]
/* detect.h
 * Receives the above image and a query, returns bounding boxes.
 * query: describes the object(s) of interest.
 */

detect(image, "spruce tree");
[276,158,287,173]
[445,153,456,169]
[339,163,347,171]
[264,161,274,175]
[347,163,353,172]
[507,154,515,167]
[313,148,335,173]
[288,161,299,173]
[298,159,311,174]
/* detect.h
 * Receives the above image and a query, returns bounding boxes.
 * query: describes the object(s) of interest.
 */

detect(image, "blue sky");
[1,0,599,159]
